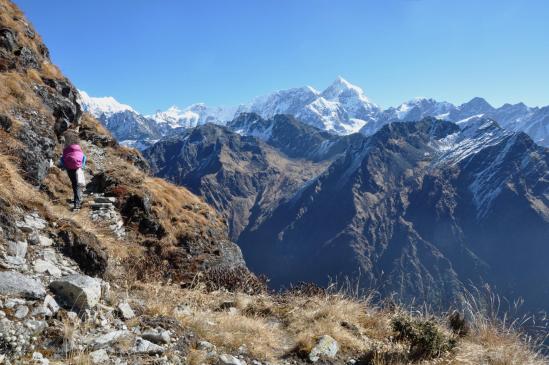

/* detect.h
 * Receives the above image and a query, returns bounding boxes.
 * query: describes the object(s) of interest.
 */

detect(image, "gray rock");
[31,305,53,318]
[38,236,54,247]
[33,259,62,277]
[25,320,47,334]
[133,337,165,355]
[89,330,130,350]
[16,214,47,232]
[44,294,60,314]
[42,249,58,263]
[49,274,101,310]
[4,298,26,308]
[117,302,135,320]
[198,340,216,354]
[14,305,29,319]
[142,328,170,344]
[32,351,50,365]
[0,271,46,299]
[7,240,27,258]
[2,255,26,268]
[89,349,109,364]
[309,335,339,362]
[218,354,245,365]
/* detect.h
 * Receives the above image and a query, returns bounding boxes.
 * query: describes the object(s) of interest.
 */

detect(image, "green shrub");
[391,315,456,360]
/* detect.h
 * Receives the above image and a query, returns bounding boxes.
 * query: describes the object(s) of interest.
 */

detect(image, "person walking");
[60,130,87,210]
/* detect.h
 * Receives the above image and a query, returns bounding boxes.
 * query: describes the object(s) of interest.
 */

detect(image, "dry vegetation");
[119,281,547,365]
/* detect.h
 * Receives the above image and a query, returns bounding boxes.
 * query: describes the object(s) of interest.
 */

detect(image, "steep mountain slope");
[0,5,245,283]
[144,115,349,239]
[145,109,549,311]
[238,118,549,310]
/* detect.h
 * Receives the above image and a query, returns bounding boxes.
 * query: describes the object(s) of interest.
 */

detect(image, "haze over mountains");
[79,77,549,148]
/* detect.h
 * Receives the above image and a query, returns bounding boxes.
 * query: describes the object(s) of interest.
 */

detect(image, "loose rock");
[142,328,170,344]
[117,302,135,320]
[33,259,62,277]
[218,354,245,365]
[89,330,130,350]
[0,271,46,299]
[309,335,339,363]
[89,349,109,364]
[14,305,29,319]
[133,337,165,355]
[49,274,101,310]
[7,240,27,258]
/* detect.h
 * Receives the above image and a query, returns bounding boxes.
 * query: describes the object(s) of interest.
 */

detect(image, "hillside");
[0,1,546,364]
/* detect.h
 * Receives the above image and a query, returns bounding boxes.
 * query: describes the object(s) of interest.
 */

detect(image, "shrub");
[391,315,456,360]
[448,310,469,337]
[284,281,327,297]
[195,266,267,295]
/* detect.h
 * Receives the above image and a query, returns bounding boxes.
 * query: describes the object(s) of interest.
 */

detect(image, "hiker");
[60,130,87,210]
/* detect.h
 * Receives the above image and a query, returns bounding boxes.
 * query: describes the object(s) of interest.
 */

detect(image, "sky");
[14,0,549,114]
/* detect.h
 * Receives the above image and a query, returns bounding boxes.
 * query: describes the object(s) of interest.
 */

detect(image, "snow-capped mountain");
[239,77,380,134]
[147,103,237,129]
[77,90,134,117]
[79,78,549,150]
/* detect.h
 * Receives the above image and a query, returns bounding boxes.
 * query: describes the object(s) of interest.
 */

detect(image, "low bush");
[448,310,469,337]
[195,266,268,295]
[391,315,456,361]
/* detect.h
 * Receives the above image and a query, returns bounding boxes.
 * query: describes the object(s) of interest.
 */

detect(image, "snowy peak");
[390,98,455,120]
[148,104,237,129]
[321,76,369,102]
[77,90,135,117]
[243,86,320,118]
[455,97,495,117]
[83,78,549,148]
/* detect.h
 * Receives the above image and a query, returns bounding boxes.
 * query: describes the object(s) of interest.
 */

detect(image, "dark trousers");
[66,169,82,208]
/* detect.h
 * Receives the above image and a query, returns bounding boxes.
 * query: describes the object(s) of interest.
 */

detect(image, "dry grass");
[125,282,547,364]
[0,72,48,114]
[41,62,62,79]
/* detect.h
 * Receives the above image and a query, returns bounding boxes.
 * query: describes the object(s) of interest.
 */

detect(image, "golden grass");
[125,282,546,365]
[0,72,49,115]
[41,62,62,79]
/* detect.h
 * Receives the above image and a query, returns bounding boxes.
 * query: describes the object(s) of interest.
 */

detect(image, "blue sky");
[14,0,549,114]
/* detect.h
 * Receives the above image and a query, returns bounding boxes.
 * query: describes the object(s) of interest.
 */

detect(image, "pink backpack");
[62,144,84,170]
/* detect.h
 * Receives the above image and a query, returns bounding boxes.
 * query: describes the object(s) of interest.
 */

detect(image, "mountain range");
[80,78,549,311]
[144,112,549,312]
[78,77,549,148]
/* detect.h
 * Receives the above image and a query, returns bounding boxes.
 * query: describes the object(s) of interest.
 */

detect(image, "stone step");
[90,203,114,210]
[94,197,116,204]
